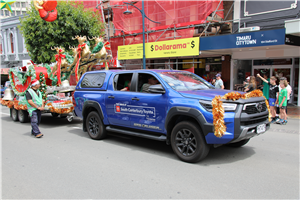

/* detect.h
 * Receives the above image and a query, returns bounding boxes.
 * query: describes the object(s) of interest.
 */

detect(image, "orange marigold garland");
[212,89,271,138]
[264,97,272,122]
[212,96,226,138]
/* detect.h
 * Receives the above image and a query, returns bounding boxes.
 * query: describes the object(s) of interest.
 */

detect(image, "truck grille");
[240,116,268,126]
[243,101,267,114]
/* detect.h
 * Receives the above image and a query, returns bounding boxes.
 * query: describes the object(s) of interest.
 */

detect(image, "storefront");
[117,37,231,85]
[199,28,300,105]
[0,68,10,85]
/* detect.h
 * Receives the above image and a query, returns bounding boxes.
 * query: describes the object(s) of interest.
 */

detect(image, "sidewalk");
[287,105,300,119]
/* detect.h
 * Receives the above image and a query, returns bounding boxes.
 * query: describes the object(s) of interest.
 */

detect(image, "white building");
[0,0,30,19]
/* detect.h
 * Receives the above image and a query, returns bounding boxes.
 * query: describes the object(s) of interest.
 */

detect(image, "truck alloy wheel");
[171,121,209,163]
[11,108,19,121]
[86,111,107,140]
[18,110,29,123]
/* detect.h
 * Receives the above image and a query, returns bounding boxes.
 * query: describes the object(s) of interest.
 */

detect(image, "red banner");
[10,72,32,93]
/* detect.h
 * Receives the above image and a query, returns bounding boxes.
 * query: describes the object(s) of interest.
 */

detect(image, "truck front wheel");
[171,121,210,163]
[86,111,107,140]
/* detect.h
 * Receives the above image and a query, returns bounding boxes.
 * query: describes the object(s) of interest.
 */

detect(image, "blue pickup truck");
[74,70,270,163]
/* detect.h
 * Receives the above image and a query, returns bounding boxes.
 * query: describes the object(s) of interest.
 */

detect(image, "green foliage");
[19,1,105,64]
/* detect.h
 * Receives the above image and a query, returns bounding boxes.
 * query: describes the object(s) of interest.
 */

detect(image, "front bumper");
[204,99,271,144]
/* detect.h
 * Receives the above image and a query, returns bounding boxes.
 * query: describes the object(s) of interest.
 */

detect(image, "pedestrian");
[214,73,224,89]
[25,79,44,138]
[276,80,288,125]
[262,73,270,100]
[210,77,216,86]
[275,77,292,121]
[244,76,257,92]
[257,74,279,123]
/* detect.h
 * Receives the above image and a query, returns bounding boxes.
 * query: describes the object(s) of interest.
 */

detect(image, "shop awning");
[0,68,10,75]
[198,28,300,59]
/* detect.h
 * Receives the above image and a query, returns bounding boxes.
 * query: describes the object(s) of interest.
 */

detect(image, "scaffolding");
[79,0,234,68]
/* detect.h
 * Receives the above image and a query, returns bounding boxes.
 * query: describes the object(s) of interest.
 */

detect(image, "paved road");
[1,106,299,199]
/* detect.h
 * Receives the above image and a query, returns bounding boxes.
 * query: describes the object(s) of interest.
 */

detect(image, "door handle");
[131,97,139,101]
[108,96,115,99]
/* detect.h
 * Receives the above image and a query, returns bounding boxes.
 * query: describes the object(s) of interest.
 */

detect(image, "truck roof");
[86,69,184,74]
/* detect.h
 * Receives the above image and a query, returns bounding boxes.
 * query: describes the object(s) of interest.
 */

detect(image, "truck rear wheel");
[11,108,19,121]
[18,110,29,123]
[226,139,250,147]
[171,121,209,163]
[86,111,107,140]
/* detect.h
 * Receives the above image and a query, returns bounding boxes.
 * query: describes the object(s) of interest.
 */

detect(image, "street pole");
[142,0,146,69]
[123,1,160,70]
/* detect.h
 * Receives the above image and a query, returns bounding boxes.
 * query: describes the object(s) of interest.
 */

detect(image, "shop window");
[254,59,292,65]
[21,2,26,8]
[16,2,20,7]
[10,33,14,53]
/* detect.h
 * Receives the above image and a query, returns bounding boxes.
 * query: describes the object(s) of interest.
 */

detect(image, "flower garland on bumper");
[212,89,271,138]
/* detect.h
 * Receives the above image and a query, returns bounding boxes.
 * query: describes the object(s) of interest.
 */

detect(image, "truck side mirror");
[149,85,165,94]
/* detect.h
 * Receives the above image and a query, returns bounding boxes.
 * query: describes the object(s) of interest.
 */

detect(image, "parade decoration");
[0,0,15,12]
[13,100,28,110]
[8,65,36,96]
[50,35,112,84]
[33,0,58,22]
[212,89,271,138]
[45,100,74,114]
[38,72,47,101]
[3,35,111,118]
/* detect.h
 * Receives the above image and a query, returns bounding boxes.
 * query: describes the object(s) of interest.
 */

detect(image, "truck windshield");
[158,72,214,91]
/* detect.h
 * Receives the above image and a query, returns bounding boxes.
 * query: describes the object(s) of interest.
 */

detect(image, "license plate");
[256,124,266,134]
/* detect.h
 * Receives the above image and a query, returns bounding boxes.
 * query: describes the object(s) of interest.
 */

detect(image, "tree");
[19,1,105,64]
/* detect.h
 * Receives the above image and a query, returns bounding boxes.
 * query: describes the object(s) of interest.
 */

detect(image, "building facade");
[0,0,30,19]
[0,15,31,85]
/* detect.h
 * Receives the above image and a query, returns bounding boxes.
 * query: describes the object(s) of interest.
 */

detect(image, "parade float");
[0,35,111,123]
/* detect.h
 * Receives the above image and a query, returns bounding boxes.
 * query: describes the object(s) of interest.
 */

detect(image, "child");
[276,80,288,125]
[257,74,279,123]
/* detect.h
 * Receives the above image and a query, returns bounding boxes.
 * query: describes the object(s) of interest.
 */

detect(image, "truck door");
[129,73,168,133]
[105,73,134,127]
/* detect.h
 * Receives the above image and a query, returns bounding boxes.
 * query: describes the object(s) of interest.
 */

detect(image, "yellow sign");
[146,37,199,59]
[117,37,199,60]
[118,44,143,60]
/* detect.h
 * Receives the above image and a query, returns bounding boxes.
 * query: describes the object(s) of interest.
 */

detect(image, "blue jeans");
[31,110,41,136]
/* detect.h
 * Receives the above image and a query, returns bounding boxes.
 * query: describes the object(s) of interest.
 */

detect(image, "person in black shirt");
[257,74,279,123]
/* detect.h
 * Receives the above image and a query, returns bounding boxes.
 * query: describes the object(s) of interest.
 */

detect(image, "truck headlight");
[199,100,237,112]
